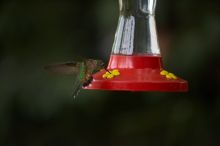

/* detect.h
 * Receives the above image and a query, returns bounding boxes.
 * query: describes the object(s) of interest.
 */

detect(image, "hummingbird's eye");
[99,62,106,68]
[100,62,105,66]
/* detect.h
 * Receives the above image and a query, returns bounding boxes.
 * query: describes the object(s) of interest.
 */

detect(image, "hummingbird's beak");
[100,62,111,74]
[105,69,112,74]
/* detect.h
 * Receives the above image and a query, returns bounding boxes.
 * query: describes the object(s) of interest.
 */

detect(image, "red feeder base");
[85,55,188,92]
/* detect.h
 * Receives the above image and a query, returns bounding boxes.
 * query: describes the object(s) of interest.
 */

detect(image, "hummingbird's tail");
[72,86,81,100]
[71,76,83,100]
[72,84,82,100]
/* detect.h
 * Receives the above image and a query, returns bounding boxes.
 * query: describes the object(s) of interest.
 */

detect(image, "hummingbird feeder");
[85,0,188,92]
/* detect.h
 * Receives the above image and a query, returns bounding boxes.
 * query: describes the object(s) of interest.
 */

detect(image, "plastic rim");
[85,55,188,92]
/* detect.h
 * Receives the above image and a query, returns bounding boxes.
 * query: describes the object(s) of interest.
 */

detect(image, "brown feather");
[44,62,82,75]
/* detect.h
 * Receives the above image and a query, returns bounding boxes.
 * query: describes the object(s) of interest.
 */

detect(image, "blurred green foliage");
[0,0,220,145]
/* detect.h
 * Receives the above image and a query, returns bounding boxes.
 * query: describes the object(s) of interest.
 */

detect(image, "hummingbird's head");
[86,59,106,73]
[94,59,106,70]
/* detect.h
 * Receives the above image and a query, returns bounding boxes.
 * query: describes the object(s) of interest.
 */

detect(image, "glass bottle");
[112,0,160,55]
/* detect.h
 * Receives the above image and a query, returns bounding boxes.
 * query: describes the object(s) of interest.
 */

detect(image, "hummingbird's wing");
[45,61,88,99]
[44,62,81,75]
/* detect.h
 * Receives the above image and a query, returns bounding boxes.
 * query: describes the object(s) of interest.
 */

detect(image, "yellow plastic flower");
[112,69,120,76]
[160,70,169,76]
[107,74,115,79]
[102,73,108,78]
[160,70,177,80]
[168,73,177,80]
[103,69,120,79]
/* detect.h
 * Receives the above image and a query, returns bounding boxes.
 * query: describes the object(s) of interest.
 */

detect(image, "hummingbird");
[44,59,106,98]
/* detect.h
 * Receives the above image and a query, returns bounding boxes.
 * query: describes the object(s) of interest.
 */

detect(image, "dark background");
[0,0,220,145]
